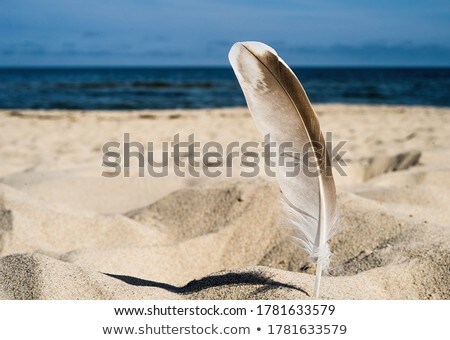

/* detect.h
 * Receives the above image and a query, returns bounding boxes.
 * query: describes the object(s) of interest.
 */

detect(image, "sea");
[0,67,449,109]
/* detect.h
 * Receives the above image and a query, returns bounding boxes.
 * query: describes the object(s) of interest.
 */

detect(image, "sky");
[1,0,449,66]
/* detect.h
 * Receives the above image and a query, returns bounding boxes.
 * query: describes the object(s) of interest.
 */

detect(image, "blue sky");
[1,0,449,66]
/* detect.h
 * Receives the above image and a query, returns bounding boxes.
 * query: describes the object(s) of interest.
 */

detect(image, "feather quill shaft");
[228,42,338,298]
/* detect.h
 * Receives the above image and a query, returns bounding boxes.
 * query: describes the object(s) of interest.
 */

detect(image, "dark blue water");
[0,67,449,109]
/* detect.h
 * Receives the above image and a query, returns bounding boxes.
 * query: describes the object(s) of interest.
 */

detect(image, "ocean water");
[0,67,449,109]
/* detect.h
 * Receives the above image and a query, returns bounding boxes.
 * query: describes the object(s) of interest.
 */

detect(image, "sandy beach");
[0,104,449,299]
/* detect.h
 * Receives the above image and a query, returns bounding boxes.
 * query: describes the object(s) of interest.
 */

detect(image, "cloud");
[81,31,103,38]
[0,42,183,59]
[283,42,450,65]
[0,42,47,56]
[142,49,184,57]
[0,43,109,57]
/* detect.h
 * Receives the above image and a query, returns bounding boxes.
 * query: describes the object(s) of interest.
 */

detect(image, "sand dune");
[0,105,449,299]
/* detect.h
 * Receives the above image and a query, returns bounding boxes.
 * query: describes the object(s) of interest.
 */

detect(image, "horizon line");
[1,64,450,69]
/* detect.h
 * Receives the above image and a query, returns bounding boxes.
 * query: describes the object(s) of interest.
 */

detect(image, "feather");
[228,41,338,298]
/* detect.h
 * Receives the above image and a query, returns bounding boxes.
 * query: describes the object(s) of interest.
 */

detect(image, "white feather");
[229,41,338,298]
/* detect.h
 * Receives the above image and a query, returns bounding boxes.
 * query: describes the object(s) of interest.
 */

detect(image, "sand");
[0,105,449,299]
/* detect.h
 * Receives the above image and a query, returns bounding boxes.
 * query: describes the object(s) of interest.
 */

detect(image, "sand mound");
[0,184,168,256]
[0,253,177,299]
[63,179,283,285]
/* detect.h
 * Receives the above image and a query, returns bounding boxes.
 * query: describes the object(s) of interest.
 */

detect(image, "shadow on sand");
[104,271,309,296]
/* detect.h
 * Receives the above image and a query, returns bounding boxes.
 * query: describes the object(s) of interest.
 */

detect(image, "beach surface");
[0,104,449,299]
